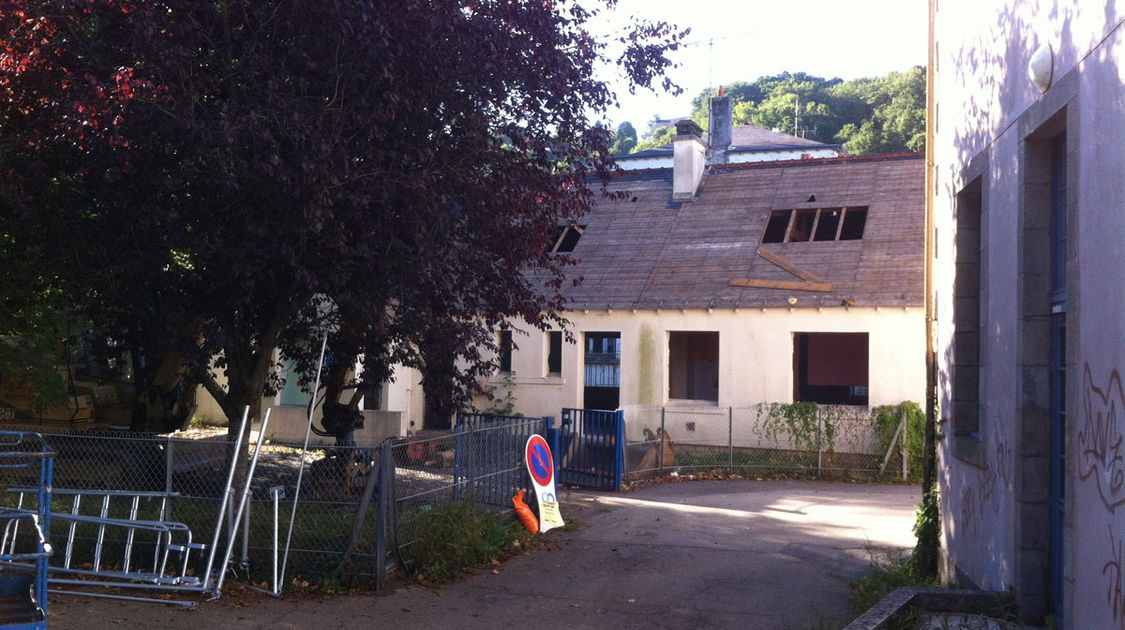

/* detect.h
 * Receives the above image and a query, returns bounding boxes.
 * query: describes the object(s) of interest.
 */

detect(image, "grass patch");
[405,501,533,584]
[849,551,940,619]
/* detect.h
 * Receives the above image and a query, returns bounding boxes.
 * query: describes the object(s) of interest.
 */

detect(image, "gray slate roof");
[729,125,835,150]
[617,124,837,160]
[558,154,925,310]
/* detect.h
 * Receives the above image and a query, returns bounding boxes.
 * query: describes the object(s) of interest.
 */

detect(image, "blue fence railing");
[554,408,623,491]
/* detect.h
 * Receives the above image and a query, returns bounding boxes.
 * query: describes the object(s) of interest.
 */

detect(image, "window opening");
[668,332,719,402]
[762,211,791,243]
[787,209,816,242]
[279,360,308,406]
[498,330,513,373]
[547,331,562,376]
[762,207,869,243]
[793,332,868,405]
[362,381,383,411]
[839,207,867,240]
[813,208,842,241]
[552,224,586,253]
[951,178,982,438]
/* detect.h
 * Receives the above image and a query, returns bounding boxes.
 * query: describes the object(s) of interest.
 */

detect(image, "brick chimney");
[709,94,733,163]
[672,119,706,201]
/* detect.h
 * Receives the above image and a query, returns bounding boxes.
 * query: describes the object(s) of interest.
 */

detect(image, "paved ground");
[47,479,919,630]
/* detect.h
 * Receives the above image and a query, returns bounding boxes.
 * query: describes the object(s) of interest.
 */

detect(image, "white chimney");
[672,119,706,202]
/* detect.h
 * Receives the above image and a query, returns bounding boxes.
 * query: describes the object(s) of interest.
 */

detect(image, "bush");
[407,502,532,583]
[874,402,925,482]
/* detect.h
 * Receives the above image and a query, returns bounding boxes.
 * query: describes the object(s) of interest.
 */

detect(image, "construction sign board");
[524,434,564,533]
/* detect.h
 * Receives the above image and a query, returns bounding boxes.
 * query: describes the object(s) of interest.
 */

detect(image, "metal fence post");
[728,406,734,474]
[545,417,558,471]
[613,411,624,491]
[816,407,823,476]
[901,407,908,481]
[164,438,174,497]
[658,407,666,477]
[376,439,392,589]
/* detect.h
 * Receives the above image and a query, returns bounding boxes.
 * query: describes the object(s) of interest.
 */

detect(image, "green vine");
[756,402,831,452]
[873,401,925,481]
[909,483,941,579]
[477,371,519,416]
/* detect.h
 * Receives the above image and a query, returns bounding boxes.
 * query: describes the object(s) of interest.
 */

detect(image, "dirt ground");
[46,479,920,630]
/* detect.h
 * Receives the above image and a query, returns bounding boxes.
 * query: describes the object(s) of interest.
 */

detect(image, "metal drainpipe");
[923,0,939,496]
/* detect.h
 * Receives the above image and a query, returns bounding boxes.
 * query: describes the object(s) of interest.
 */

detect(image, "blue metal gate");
[551,408,623,491]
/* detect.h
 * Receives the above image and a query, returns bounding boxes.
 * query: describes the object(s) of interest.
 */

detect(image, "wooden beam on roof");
[756,248,826,284]
[729,278,836,292]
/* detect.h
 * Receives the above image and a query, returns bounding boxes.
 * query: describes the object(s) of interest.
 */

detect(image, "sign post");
[524,434,564,533]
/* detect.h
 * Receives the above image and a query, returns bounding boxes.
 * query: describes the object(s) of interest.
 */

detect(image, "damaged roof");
[557,153,925,311]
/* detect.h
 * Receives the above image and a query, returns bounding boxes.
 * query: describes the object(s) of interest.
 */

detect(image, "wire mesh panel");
[387,416,548,575]
[621,403,917,480]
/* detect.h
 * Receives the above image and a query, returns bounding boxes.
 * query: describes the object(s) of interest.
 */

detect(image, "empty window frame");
[498,330,513,373]
[362,381,384,411]
[761,207,868,243]
[793,332,869,405]
[951,177,982,438]
[668,332,719,402]
[278,360,308,406]
[552,224,586,253]
[546,330,562,376]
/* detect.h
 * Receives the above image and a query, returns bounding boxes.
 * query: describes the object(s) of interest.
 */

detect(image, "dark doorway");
[583,332,620,410]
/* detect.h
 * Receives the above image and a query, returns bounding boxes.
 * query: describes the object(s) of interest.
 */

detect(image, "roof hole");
[806,194,816,202]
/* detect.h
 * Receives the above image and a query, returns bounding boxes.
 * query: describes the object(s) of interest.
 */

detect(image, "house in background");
[484,97,926,443]
[617,122,842,171]
[196,97,923,445]
[932,1,1125,626]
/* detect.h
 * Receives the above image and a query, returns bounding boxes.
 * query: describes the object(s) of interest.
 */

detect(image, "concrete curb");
[844,588,1011,629]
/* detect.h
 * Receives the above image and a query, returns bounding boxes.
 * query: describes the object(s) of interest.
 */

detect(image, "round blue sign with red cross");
[525,434,554,487]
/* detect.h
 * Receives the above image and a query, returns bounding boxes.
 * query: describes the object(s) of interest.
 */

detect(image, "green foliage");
[910,484,941,580]
[0,286,70,415]
[476,371,520,416]
[850,554,940,622]
[874,401,926,482]
[831,67,927,154]
[683,68,926,154]
[610,121,638,155]
[0,1,686,431]
[406,502,531,583]
[756,402,828,452]
[630,125,675,153]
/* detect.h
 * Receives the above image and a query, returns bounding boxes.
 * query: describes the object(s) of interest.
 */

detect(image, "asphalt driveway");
[49,479,920,630]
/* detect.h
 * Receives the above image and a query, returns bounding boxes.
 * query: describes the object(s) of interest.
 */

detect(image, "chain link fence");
[620,402,922,481]
[386,415,546,576]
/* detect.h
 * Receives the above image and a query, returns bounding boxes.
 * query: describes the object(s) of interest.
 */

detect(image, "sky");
[595,0,929,134]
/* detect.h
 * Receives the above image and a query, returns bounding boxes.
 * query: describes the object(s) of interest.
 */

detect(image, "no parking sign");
[525,434,564,533]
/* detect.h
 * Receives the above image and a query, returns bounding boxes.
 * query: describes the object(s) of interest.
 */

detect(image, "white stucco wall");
[934,1,1125,624]
[482,306,925,421]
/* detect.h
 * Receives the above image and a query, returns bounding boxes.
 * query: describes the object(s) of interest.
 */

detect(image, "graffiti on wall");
[1104,525,1125,622]
[1078,364,1125,512]
[1078,364,1125,625]
[958,424,1012,534]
